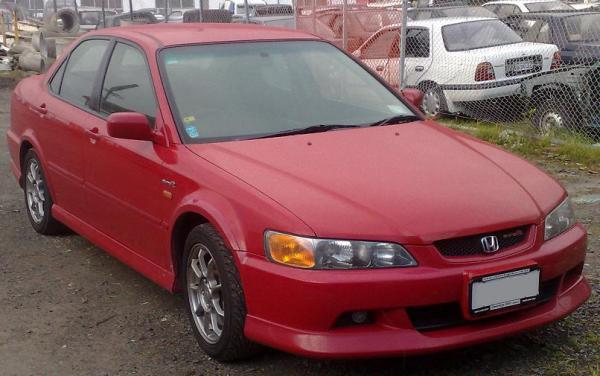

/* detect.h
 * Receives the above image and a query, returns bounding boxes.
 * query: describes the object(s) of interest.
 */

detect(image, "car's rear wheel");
[182,223,261,361]
[23,149,65,235]
[421,84,447,118]
[533,98,579,135]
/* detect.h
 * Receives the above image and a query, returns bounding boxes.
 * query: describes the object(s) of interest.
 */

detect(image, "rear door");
[400,27,432,87]
[40,39,111,219]
[359,28,399,86]
[83,41,173,269]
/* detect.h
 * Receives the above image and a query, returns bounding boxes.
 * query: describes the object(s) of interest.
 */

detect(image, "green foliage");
[437,117,600,169]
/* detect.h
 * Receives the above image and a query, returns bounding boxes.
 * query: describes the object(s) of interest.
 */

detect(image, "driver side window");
[100,42,157,126]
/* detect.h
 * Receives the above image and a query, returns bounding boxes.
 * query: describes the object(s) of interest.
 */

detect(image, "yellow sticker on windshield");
[183,116,196,124]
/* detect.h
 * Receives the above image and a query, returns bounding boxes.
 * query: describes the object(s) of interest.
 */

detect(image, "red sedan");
[6,24,590,361]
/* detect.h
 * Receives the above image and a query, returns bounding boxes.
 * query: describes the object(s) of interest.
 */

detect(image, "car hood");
[186,121,564,244]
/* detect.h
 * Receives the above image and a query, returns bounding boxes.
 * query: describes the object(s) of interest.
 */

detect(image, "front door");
[83,42,174,270]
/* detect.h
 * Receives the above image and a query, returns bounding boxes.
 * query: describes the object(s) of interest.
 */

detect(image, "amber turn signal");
[266,232,316,268]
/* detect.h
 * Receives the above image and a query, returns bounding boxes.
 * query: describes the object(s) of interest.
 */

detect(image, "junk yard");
[0,0,599,374]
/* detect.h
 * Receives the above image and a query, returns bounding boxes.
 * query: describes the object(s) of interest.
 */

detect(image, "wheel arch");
[18,140,34,187]
[530,84,578,108]
[169,197,245,292]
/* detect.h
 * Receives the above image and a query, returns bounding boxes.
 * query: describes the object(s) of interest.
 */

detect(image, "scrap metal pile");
[4,6,81,74]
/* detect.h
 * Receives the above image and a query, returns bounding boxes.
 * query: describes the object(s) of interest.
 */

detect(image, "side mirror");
[401,88,424,109]
[107,112,153,141]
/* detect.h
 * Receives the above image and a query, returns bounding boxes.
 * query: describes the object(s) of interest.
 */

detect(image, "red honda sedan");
[6,24,590,361]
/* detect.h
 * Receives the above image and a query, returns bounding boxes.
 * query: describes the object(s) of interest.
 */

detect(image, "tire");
[182,223,261,362]
[23,149,65,235]
[533,98,580,135]
[420,83,448,118]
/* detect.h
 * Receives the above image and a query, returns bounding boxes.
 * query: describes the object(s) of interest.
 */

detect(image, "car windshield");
[563,14,600,42]
[441,7,497,18]
[525,1,573,11]
[442,19,522,51]
[159,41,415,143]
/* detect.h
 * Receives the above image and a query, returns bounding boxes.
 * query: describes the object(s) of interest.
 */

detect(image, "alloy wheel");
[187,243,224,344]
[25,159,46,224]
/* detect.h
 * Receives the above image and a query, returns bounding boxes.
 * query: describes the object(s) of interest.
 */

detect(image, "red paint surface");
[6,24,589,358]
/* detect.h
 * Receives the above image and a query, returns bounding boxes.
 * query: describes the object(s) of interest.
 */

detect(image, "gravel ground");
[0,84,598,376]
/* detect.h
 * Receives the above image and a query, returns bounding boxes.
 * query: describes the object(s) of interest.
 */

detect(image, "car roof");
[484,0,562,4]
[371,16,497,32]
[87,23,319,49]
[514,10,600,17]
[408,16,497,27]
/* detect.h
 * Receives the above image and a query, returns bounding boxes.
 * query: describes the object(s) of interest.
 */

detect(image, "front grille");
[407,277,560,332]
[434,226,529,257]
[505,55,542,77]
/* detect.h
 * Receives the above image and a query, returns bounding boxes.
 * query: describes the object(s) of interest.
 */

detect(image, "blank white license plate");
[470,268,540,315]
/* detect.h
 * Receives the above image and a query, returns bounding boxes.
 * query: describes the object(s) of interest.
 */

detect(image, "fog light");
[351,311,368,324]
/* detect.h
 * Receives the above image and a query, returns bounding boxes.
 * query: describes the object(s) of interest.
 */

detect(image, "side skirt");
[52,204,176,292]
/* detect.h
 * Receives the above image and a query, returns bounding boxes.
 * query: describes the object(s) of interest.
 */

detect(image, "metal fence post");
[292,0,296,29]
[399,0,408,89]
[311,0,316,33]
[244,0,250,23]
[342,0,347,51]
[101,0,106,28]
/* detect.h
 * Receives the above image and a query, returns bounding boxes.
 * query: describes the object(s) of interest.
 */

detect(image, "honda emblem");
[481,235,500,253]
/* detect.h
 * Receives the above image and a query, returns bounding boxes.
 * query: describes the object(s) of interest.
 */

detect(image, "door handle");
[86,127,99,144]
[415,66,424,72]
[32,103,47,116]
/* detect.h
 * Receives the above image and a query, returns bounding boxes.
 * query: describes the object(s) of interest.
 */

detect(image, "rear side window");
[362,30,398,59]
[100,43,157,125]
[406,28,429,58]
[60,39,110,107]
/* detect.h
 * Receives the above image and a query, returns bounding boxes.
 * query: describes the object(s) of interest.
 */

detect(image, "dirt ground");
[0,84,598,376]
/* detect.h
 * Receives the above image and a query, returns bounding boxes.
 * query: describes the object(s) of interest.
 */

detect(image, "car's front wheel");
[23,149,65,235]
[182,223,261,361]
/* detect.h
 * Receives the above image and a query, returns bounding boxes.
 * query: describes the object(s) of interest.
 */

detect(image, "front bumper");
[237,224,590,358]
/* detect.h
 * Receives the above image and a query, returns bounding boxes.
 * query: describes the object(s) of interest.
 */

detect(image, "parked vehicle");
[220,0,268,16]
[505,11,600,65]
[137,7,166,21]
[231,4,295,27]
[408,5,498,19]
[483,0,574,16]
[296,6,402,52]
[96,10,159,28]
[7,23,590,361]
[521,64,600,135]
[355,17,560,117]
[78,8,118,30]
[415,0,471,7]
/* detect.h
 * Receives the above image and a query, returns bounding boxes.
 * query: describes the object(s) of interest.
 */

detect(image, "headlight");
[544,197,575,241]
[265,231,417,269]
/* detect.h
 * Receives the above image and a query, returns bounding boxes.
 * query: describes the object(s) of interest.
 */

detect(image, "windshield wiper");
[256,124,361,139]
[367,115,421,127]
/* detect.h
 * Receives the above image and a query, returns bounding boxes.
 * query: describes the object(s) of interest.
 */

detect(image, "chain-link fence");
[291,0,600,139]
